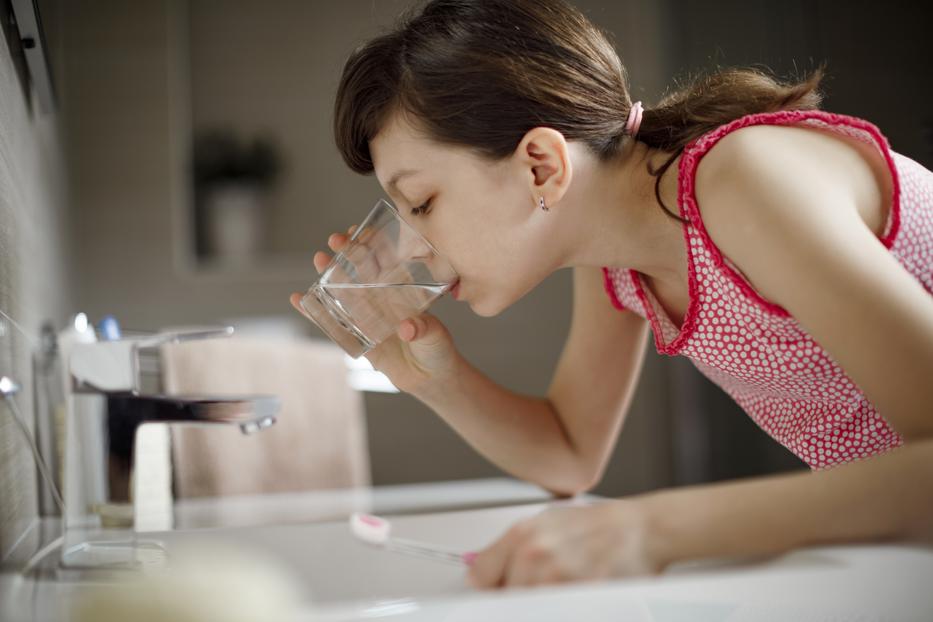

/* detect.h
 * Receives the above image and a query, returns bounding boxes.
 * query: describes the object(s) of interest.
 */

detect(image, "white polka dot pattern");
[602,110,933,470]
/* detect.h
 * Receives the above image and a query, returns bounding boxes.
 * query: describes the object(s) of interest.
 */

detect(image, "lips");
[451,279,461,300]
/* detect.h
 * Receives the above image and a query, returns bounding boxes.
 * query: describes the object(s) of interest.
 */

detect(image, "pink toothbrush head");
[350,512,391,546]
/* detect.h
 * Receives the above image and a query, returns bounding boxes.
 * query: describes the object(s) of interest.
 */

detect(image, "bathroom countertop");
[2,478,932,621]
[0,477,552,620]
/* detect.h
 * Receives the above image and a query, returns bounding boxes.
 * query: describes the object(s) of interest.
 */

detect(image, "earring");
[539,197,549,211]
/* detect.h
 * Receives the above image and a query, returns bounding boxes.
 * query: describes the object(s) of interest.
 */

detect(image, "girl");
[290,0,933,589]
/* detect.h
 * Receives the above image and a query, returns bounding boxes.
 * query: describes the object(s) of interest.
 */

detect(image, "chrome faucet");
[55,322,279,571]
[68,325,279,434]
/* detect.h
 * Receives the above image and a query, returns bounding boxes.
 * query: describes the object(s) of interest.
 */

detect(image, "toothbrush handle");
[388,538,476,566]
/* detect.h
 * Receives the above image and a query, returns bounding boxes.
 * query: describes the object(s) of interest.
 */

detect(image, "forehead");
[370,111,475,188]
[371,113,432,182]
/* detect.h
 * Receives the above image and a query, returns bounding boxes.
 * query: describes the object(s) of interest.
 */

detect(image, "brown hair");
[334,0,825,221]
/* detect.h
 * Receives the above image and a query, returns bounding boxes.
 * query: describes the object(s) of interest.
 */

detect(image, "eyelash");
[410,198,432,216]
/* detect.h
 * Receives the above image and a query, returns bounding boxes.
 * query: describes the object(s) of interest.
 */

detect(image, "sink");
[3,479,564,621]
[151,502,554,612]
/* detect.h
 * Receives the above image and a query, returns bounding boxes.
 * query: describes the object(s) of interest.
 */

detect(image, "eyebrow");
[387,168,420,194]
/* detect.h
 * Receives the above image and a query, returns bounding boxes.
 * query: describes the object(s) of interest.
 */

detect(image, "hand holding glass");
[299,199,458,358]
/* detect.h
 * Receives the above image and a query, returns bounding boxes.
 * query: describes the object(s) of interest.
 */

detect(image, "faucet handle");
[135,326,234,348]
[70,339,138,393]
[70,326,235,394]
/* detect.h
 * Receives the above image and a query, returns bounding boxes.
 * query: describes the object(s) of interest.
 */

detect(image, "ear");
[513,127,573,210]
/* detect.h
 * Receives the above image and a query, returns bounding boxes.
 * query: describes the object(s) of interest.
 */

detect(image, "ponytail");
[638,65,826,220]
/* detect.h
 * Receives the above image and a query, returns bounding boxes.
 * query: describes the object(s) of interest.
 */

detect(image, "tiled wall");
[0,6,71,563]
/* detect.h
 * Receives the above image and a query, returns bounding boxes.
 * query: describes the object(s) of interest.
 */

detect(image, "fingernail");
[404,323,416,341]
[462,552,478,566]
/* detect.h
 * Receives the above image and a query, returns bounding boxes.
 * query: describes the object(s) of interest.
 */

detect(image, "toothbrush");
[349,512,477,567]
[97,314,122,341]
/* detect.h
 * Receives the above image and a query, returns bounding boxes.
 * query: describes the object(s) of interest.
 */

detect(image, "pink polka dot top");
[602,110,933,470]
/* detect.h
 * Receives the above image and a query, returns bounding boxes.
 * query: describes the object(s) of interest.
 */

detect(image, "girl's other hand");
[467,500,665,589]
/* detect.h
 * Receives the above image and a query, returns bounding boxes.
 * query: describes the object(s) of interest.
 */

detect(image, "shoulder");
[692,118,884,224]
[689,120,875,305]
[694,122,858,216]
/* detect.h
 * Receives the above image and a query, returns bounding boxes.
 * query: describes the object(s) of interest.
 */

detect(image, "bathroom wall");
[0,0,71,562]
[57,0,680,497]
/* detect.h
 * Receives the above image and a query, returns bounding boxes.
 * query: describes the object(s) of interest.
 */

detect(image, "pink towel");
[160,336,369,497]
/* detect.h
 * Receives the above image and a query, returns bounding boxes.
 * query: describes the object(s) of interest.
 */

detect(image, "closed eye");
[410,198,432,216]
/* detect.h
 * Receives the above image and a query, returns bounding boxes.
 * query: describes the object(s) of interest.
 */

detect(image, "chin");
[468,295,509,318]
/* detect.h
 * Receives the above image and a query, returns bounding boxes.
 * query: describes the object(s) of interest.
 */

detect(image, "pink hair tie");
[625,101,644,137]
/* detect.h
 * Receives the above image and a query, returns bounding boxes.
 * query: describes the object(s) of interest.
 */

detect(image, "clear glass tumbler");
[299,199,458,358]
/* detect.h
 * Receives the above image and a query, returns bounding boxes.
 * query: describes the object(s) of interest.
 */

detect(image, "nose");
[397,226,434,260]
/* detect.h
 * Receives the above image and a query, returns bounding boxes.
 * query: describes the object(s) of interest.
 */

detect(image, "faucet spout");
[106,392,279,434]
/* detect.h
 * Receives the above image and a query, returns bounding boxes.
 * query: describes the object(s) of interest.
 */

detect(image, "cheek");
[490,241,555,309]
[439,190,531,291]
[437,212,495,269]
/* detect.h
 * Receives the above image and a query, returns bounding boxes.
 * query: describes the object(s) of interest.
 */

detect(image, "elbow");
[543,463,603,499]
[542,401,606,497]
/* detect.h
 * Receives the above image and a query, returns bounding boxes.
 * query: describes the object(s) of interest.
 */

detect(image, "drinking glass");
[299,199,458,358]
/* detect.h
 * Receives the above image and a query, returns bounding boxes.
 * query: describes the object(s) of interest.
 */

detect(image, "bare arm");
[645,437,933,568]
[414,266,649,495]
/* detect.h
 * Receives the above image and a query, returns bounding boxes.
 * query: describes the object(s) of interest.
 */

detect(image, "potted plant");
[192,130,283,264]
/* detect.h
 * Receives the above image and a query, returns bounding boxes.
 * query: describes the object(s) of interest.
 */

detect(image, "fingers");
[288,292,309,319]
[328,225,358,249]
[313,251,330,273]
[396,314,446,347]
[467,521,529,590]
[397,315,429,342]
[398,318,418,342]
[315,225,360,274]
[505,545,554,587]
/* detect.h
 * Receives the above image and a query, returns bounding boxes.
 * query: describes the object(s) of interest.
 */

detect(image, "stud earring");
[539,197,549,211]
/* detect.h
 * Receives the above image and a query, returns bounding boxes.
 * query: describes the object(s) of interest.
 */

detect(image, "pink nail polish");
[462,552,478,566]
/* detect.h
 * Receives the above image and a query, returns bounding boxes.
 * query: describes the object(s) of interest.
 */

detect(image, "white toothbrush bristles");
[348,512,473,567]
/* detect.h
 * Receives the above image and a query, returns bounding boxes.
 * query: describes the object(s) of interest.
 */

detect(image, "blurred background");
[1,0,931,558]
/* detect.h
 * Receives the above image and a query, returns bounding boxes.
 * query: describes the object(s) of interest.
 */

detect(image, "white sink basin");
[153,501,554,610]
[150,503,933,622]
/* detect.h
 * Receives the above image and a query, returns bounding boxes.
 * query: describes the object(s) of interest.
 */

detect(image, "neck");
[556,140,686,285]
